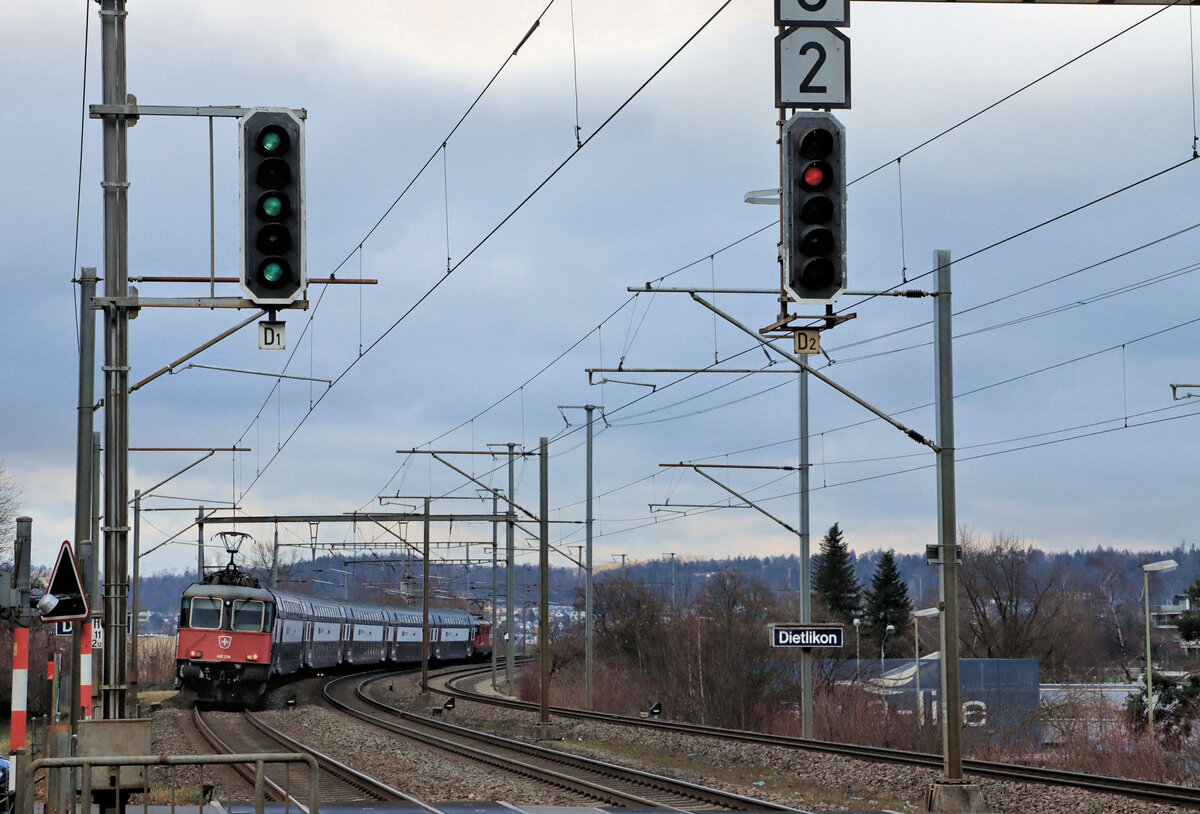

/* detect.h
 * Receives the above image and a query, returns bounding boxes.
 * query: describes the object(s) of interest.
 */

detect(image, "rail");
[435,665,1200,809]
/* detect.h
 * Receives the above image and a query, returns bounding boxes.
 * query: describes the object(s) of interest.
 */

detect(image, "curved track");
[433,664,1200,809]
[193,706,428,810]
[323,672,804,813]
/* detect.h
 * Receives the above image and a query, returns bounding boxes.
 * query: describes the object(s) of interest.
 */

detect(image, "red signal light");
[800,161,833,192]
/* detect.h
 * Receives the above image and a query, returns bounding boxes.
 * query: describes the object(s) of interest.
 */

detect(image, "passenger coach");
[175,565,491,705]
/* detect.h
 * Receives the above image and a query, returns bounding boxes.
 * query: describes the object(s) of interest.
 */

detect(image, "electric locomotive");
[175,560,492,705]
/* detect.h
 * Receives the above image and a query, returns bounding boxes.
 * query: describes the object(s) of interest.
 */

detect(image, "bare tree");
[244,536,298,588]
[592,576,668,675]
[0,464,21,567]
[958,529,1095,677]
[692,572,784,730]
[1092,549,1142,680]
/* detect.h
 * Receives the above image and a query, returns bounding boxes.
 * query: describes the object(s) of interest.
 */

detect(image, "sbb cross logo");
[218,635,232,649]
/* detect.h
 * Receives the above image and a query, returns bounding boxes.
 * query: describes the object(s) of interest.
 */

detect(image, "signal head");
[240,109,306,306]
[781,112,846,304]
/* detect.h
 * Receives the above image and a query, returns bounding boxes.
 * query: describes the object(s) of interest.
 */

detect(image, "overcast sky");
[4,0,1200,584]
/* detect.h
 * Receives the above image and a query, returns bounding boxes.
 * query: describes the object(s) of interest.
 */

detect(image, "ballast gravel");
[147,672,1191,814]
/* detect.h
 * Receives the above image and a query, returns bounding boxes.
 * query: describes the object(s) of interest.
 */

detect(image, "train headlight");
[188,649,203,659]
[246,653,260,661]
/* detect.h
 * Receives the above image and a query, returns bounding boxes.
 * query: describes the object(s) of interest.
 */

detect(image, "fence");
[17,752,319,814]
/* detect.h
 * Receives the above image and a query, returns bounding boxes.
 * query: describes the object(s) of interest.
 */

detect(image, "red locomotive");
[175,559,492,705]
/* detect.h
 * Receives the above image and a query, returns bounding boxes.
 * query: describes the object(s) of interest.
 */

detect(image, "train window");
[189,597,222,630]
[231,600,267,632]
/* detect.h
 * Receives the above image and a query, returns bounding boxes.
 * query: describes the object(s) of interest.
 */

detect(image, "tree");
[958,530,1086,676]
[0,464,20,567]
[1174,576,1200,643]
[246,537,299,590]
[1126,673,1200,746]
[591,576,668,675]
[863,549,912,655]
[693,572,783,729]
[811,523,861,622]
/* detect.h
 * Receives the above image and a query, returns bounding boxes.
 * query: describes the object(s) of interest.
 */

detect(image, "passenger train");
[175,562,492,705]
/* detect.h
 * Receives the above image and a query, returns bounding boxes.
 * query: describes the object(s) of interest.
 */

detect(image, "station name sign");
[770,624,844,648]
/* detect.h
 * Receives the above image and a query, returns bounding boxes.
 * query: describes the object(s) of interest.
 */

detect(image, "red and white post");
[10,625,28,793]
[80,620,93,719]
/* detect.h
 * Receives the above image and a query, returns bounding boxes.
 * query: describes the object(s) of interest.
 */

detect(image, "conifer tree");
[811,523,861,622]
[1175,576,1200,643]
[864,548,913,655]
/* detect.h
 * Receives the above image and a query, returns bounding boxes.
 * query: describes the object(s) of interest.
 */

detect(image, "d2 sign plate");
[776,26,850,109]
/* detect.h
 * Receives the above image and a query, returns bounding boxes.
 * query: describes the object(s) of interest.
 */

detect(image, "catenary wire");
[70,0,92,350]
[235,0,737,501]
[850,0,1185,188]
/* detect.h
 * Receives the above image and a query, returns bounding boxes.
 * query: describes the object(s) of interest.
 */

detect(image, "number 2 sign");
[776,26,850,109]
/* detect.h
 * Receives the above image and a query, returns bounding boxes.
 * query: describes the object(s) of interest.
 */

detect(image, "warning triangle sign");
[40,541,90,622]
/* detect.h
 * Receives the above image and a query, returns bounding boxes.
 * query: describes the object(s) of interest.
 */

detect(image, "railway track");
[193,706,429,810]
[321,672,804,813]
[430,665,1200,810]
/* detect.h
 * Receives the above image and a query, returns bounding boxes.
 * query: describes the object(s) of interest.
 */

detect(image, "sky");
[4,0,1200,586]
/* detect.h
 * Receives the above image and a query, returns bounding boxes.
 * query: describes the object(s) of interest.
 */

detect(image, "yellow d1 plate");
[794,329,821,355]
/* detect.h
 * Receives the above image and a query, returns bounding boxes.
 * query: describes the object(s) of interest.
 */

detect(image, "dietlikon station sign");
[770,624,844,648]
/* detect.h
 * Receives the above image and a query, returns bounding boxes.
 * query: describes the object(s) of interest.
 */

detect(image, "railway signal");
[240,109,306,307]
[781,111,846,304]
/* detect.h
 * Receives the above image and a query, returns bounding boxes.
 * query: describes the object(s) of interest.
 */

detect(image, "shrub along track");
[431,664,1200,810]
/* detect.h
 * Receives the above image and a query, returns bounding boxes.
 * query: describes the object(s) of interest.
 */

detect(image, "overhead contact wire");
[244,1,736,500]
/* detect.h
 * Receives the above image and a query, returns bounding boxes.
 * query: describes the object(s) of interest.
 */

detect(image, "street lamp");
[881,623,895,674]
[1143,559,1178,734]
[852,617,861,678]
[913,607,940,724]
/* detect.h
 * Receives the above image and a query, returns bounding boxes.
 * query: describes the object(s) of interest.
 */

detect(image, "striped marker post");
[10,624,29,798]
[10,626,28,750]
[80,620,93,719]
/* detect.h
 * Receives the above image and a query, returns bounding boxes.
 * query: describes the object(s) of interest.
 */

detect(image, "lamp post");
[852,617,861,678]
[1143,559,1178,735]
[913,608,940,724]
[881,623,895,675]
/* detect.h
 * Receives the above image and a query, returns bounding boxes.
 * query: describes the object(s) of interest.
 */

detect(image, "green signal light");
[261,262,284,285]
[261,196,283,218]
[260,132,282,153]
[255,124,291,157]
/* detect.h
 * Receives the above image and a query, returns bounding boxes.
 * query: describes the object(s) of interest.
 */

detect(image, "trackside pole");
[584,407,596,711]
[10,516,31,801]
[100,0,133,723]
[539,437,551,726]
[11,626,28,754]
[72,268,97,735]
[505,444,516,694]
[798,368,813,738]
[927,250,985,813]
[11,624,28,814]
